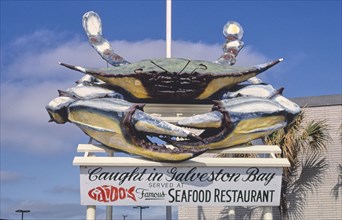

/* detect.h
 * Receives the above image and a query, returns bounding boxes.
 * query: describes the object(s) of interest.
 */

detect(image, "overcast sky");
[1,1,341,219]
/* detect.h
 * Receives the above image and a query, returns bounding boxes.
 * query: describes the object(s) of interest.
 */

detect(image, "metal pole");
[261,138,273,220]
[166,205,172,220]
[225,153,235,220]
[86,205,96,220]
[106,206,112,220]
[106,151,114,220]
[227,206,235,220]
[166,1,173,218]
[262,207,273,220]
[166,0,172,58]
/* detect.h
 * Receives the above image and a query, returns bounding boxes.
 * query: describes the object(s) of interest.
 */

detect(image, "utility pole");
[15,210,30,220]
[133,206,149,220]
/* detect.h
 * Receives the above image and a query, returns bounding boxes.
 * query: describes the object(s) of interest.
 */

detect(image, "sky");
[0,0,341,219]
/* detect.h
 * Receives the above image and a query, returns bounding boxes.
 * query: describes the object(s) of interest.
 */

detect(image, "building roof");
[291,94,342,107]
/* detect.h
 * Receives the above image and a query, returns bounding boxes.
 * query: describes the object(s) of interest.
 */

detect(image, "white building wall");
[299,105,342,220]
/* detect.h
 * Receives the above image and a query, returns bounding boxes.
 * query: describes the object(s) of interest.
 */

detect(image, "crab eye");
[223,21,244,41]
[83,11,102,37]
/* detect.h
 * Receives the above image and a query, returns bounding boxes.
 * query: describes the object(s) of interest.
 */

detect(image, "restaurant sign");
[80,166,283,206]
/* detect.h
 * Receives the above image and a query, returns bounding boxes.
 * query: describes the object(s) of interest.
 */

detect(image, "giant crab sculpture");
[46,11,300,162]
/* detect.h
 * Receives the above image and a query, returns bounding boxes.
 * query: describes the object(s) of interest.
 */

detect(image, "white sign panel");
[80,166,282,206]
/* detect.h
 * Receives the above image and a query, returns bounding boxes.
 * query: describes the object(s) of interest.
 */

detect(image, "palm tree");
[219,111,330,220]
[264,111,330,219]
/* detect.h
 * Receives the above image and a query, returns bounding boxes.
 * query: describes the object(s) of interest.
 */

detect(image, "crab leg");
[82,11,129,66]
[222,84,283,99]
[221,83,300,124]
[177,111,224,129]
[58,84,124,100]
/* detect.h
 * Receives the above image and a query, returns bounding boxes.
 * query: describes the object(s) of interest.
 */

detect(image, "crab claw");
[175,96,290,150]
[47,97,206,162]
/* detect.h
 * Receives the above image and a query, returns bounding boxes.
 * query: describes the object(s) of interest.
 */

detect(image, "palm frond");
[265,112,304,173]
[293,151,328,193]
[302,120,331,152]
[285,152,328,219]
[287,189,306,220]
[286,159,302,187]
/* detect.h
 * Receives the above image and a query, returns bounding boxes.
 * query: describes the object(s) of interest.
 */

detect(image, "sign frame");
[79,165,283,206]
[74,144,290,207]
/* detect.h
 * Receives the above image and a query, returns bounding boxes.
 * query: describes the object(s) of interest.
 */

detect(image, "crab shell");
[60,58,281,102]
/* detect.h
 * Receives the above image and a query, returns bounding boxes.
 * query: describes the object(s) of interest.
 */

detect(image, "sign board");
[79,166,283,206]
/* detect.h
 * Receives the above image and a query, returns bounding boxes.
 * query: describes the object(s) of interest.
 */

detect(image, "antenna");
[166,0,172,58]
